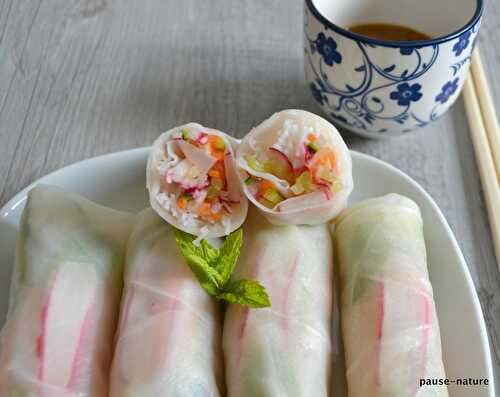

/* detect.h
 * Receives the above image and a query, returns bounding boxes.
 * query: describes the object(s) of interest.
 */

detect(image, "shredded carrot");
[177,196,188,209]
[212,150,225,160]
[307,133,317,142]
[190,139,202,148]
[208,212,223,222]
[259,180,277,195]
[209,161,226,182]
[198,202,212,216]
[198,201,223,222]
[312,149,337,168]
[204,135,226,159]
[208,169,222,179]
[207,135,220,144]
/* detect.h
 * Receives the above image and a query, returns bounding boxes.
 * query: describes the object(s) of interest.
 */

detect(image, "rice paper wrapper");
[0,185,133,397]
[223,207,333,396]
[147,123,248,238]
[109,209,224,397]
[236,109,353,225]
[334,194,448,397]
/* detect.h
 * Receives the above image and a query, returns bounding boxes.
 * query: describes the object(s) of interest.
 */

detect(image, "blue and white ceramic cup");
[304,0,484,138]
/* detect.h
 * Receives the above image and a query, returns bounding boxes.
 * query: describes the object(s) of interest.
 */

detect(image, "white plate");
[0,148,494,396]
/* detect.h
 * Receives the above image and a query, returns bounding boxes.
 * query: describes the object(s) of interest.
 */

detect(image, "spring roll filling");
[155,128,239,232]
[242,119,343,209]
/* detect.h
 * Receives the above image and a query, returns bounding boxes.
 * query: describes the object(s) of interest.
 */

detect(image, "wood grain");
[0,0,499,389]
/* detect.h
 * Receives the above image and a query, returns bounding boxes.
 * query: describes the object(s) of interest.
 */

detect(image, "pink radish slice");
[178,140,216,176]
[182,181,210,194]
[323,188,332,200]
[303,143,314,163]
[238,307,249,340]
[195,133,208,145]
[377,279,432,394]
[315,180,330,189]
[413,293,431,394]
[276,189,328,212]
[67,303,94,388]
[268,147,294,175]
[40,262,97,387]
[220,199,234,214]
[293,165,308,176]
[36,294,50,380]
[314,182,332,200]
[405,290,431,393]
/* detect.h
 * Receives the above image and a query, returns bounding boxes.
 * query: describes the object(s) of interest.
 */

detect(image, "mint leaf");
[215,229,243,284]
[182,253,223,295]
[199,239,219,267]
[174,229,218,265]
[217,279,271,308]
[174,230,223,295]
[174,228,271,309]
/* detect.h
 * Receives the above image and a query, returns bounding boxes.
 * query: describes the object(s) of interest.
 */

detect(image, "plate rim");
[0,147,495,394]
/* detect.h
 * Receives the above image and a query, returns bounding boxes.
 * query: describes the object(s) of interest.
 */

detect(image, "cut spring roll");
[334,194,448,397]
[147,123,248,238]
[0,185,133,397]
[236,109,353,225]
[223,207,333,396]
[110,209,224,397]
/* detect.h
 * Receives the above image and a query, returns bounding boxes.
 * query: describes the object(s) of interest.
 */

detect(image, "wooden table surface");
[0,0,499,390]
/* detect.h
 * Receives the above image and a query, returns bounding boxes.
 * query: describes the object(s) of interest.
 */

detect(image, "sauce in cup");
[349,23,431,42]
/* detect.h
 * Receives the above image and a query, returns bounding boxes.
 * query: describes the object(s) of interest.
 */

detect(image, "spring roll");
[0,185,133,397]
[109,209,224,397]
[147,123,248,239]
[334,194,448,397]
[223,207,333,396]
[236,109,353,225]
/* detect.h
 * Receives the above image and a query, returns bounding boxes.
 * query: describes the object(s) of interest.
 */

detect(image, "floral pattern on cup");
[435,78,459,104]
[453,31,472,56]
[304,2,483,138]
[314,33,342,66]
[390,83,423,107]
[310,82,327,105]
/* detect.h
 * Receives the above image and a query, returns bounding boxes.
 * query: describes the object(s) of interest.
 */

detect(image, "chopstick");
[470,51,500,179]
[462,49,500,266]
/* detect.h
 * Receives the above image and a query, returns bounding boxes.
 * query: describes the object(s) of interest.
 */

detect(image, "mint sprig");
[218,279,271,308]
[174,228,271,308]
[216,228,242,283]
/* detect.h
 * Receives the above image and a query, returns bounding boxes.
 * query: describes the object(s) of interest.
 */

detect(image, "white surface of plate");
[0,148,494,397]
